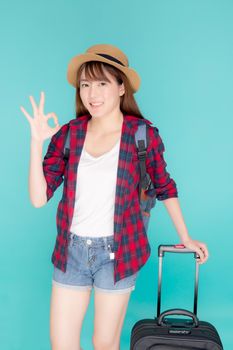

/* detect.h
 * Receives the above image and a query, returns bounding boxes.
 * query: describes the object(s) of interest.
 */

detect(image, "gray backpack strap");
[135,123,152,195]
[63,127,70,161]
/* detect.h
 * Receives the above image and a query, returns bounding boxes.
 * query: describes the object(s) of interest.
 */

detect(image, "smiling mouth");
[90,102,104,107]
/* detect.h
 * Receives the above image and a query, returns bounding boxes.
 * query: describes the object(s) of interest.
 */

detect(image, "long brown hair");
[75,61,145,120]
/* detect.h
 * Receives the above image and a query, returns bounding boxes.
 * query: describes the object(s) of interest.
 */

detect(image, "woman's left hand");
[181,238,209,264]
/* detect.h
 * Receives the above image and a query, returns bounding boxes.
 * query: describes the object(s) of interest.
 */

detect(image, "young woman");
[20,44,209,350]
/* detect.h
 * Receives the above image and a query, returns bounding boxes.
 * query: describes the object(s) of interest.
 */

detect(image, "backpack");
[63,123,156,233]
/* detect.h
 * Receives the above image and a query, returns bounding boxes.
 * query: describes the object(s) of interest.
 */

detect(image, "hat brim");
[67,52,140,92]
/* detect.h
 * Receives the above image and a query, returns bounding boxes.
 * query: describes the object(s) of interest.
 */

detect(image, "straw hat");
[67,43,140,93]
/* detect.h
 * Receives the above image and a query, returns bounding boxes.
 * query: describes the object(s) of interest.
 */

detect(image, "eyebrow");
[80,78,109,82]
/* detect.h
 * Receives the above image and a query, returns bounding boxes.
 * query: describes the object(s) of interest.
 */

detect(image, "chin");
[90,110,110,118]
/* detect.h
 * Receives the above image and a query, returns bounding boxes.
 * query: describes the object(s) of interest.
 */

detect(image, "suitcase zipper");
[132,323,221,342]
[132,336,223,350]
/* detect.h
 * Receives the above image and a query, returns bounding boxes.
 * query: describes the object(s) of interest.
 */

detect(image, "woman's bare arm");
[163,197,209,264]
[29,138,47,207]
[20,91,61,207]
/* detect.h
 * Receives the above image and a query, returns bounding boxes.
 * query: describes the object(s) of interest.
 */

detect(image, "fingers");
[29,95,39,116]
[39,91,45,115]
[20,105,32,123]
[183,239,209,265]
[199,242,209,259]
[196,243,209,264]
[46,112,59,127]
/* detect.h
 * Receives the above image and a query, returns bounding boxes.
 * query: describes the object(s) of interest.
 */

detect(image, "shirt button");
[86,239,92,245]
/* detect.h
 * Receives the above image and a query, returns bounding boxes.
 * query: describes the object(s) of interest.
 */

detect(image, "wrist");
[180,236,192,244]
[177,230,191,244]
[31,138,44,146]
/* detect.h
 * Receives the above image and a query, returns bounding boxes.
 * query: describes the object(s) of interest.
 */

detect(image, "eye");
[80,83,88,88]
[100,82,107,86]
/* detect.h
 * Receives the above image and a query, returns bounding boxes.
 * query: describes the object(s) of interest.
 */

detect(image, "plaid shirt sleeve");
[42,123,69,202]
[146,125,178,200]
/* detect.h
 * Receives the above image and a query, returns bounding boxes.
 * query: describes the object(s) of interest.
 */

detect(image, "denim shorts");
[52,232,139,294]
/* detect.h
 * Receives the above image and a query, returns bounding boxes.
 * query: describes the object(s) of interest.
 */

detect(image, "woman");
[20,44,209,350]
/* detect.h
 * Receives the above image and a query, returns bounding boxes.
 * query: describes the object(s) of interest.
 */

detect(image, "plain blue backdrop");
[0,0,232,349]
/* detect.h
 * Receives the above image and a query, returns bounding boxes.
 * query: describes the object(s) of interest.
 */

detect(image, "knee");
[51,345,83,350]
[50,338,82,350]
[92,334,119,350]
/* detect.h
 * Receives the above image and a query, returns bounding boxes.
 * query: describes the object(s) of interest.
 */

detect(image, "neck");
[88,110,124,135]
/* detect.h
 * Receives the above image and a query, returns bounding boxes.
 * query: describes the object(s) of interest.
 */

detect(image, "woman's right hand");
[20,91,61,142]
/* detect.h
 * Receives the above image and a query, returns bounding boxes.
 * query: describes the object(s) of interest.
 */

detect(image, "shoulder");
[130,115,160,138]
[133,116,159,132]
[49,121,70,150]
[134,116,160,139]
[135,117,163,152]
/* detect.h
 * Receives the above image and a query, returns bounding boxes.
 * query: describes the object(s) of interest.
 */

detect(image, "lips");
[90,102,103,106]
[89,102,104,109]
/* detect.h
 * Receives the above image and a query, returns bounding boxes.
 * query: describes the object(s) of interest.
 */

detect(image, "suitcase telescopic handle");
[157,308,199,327]
[159,244,200,258]
[157,244,200,318]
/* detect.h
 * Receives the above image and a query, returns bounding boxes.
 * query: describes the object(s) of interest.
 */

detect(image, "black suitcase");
[130,244,223,350]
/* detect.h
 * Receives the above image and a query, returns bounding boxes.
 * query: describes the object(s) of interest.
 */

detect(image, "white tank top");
[70,138,121,237]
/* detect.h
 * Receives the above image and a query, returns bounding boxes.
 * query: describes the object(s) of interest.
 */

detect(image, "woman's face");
[79,66,125,118]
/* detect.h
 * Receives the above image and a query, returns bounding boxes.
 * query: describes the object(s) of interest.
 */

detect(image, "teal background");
[1,0,232,349]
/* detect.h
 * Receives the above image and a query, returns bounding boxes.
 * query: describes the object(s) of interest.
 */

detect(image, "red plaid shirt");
[42,114,178,284]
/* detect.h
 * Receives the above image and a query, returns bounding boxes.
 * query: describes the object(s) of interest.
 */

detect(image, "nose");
[89,83,101,99]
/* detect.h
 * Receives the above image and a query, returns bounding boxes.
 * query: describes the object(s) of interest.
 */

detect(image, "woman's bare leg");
[50,283,92,350]
[92,290,132,350]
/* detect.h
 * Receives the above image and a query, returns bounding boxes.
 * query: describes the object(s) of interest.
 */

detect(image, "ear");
[119,83,125,97]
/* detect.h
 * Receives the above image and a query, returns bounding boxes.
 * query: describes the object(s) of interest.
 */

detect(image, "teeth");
[91,103,103,106]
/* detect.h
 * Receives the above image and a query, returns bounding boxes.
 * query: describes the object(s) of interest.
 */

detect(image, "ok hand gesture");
[20,91,61,142]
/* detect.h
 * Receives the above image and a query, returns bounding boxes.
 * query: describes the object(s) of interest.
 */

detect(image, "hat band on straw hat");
[96,53,125,66]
